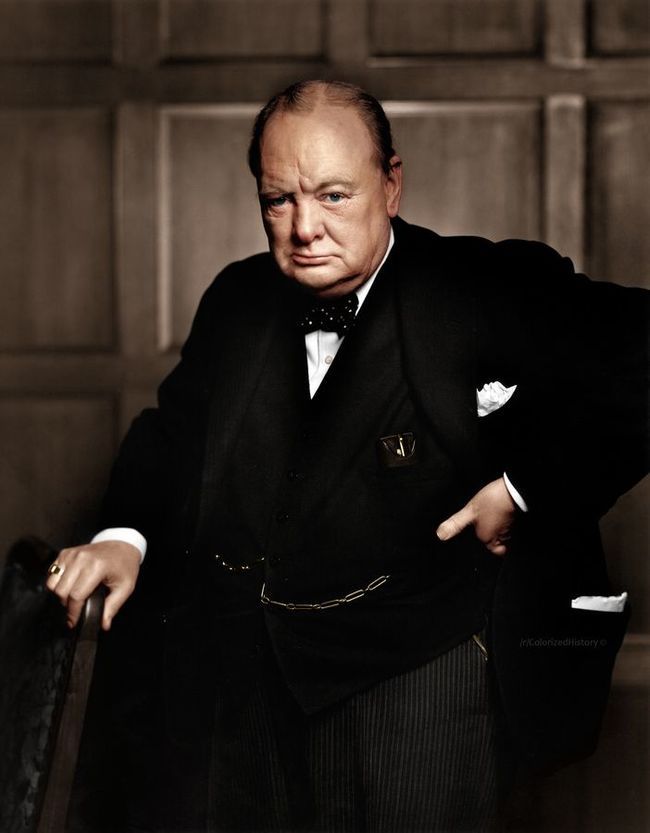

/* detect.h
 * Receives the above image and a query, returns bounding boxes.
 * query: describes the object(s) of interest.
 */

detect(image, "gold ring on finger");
[48,562,65,577]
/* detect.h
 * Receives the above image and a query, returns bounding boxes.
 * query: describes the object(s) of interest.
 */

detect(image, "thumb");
[436,503,475,542]
[101,581,133,631]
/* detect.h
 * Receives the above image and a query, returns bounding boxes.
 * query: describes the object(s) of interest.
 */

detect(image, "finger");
[65,593,87,628]
[436,503,475,541]
[46,547,94,599]
[45,549,73,592]
[102,581,135,631]
[51,560,103,625]
[473,515,514,545]
[45,567,65,591]
[48,561,83,606]
[63,564,108,625]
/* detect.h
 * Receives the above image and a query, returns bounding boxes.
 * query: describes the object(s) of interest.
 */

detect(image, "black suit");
[101,217,648,827]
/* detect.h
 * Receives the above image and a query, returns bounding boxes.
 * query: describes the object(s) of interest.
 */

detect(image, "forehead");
[259,103,378,182]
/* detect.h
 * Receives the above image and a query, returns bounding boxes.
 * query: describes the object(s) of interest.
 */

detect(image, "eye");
[324,193,345,204]
[263,195,289,209]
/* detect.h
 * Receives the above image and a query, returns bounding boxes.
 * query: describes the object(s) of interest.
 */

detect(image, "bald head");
[248,80,396,181]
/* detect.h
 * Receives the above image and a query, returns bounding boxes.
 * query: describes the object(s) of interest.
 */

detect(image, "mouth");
[291,253,332,266]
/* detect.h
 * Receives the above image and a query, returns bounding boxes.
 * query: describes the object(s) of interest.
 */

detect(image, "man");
[47,81,647,832]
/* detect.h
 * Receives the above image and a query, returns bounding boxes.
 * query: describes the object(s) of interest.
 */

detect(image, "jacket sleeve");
[479,240,649,518]
[98,268,234,542]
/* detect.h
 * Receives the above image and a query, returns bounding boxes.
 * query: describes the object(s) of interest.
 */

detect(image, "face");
[257,103,402,297]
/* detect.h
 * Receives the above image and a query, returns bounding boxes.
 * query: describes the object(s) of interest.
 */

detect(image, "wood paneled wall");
[0,4,647,826]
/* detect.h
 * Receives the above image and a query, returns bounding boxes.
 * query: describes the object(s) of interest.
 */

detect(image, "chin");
[313,275,367,298]
[280,265,341,293]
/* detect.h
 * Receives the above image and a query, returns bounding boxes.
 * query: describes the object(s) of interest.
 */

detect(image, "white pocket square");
[476,381,517,417]
[571,592,628,613]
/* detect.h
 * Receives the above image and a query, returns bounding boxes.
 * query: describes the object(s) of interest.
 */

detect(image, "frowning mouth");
[291,254,332,266]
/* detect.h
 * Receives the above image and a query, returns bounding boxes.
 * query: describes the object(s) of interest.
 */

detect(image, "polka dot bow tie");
[296,293,359,337]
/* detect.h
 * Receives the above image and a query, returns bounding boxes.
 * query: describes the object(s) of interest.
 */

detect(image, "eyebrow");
[258,179,356,197]
[317,179,356,191]
[258,188,290,198]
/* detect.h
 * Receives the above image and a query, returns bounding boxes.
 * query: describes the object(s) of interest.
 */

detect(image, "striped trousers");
[203,636,501,833]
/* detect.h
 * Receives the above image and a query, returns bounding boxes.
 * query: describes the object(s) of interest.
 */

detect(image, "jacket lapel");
[393,219,480,489]
[193,267,305,549]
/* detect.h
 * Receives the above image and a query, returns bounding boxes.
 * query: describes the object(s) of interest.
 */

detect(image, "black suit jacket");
[102,217,648,771]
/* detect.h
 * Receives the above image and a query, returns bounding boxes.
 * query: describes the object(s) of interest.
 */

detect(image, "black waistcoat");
[197,257,498,713]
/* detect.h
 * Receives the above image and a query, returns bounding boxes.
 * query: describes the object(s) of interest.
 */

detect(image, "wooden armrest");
[37,591,104,833]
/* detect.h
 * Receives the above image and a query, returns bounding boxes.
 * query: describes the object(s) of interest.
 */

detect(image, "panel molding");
[112,0,160,68]
[1,60,649,108]
[0,354,175,394]
[115,103,159,358]
[545,0,586,66]
[326,0,368,65]
[544,94,586,269]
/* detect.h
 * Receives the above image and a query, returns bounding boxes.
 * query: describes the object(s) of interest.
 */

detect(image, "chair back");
[0,538,102,833]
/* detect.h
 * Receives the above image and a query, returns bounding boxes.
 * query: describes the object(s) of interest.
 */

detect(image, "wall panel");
[388,102,541,240]
[160,0,324,60]
[158,105,267,349]
[0,108,114,350]
[590,0,650,56]
[370,0,539,56]
[589,101,650,287]
[0,396,116,558]
[0,0,112,63]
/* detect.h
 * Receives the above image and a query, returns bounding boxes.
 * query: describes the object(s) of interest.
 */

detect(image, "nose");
[292,201,324,245]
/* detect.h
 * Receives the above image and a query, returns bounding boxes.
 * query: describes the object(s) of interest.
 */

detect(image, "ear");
[384,155,402,218]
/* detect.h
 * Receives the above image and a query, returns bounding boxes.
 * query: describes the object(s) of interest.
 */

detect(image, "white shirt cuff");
[503,472,528,513]
[91,528,147,563]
